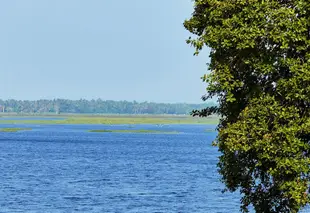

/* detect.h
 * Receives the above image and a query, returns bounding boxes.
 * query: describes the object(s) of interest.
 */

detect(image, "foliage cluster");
[185,0,310,212]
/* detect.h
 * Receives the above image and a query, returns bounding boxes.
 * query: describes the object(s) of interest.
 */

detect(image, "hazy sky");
[0,0,210,103]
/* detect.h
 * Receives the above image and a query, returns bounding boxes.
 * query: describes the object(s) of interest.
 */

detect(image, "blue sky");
[0,0,210,103]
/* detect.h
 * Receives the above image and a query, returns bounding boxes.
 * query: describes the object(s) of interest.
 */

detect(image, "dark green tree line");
[0,99,216,115]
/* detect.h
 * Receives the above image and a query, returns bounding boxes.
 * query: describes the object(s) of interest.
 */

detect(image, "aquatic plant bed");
[88,129,179,134]
[0,115,219,125]
[0,128,32,132]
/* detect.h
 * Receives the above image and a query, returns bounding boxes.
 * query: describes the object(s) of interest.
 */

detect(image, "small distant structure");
[0,105,4,113]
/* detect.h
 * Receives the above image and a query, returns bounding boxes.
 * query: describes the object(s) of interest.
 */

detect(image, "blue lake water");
[0,124,309,212]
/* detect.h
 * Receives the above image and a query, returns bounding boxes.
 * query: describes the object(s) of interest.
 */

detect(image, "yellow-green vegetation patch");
[88,129,179,134]
[0,128,32,132]
[0,115,219,125]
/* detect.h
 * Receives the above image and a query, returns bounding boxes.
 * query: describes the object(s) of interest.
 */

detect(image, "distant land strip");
[0,99,217,115]
[0,115,219,125]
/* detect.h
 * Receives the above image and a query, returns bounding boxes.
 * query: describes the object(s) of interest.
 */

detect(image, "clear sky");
[0,0,210,103]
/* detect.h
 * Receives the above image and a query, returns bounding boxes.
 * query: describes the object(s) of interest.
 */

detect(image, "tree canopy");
[184,0,310,212]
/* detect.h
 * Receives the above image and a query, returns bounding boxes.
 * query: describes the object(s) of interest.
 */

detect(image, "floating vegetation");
[0,128,32,132]
[0,115,219,125]
[205,128,216,132]
[88,129,179,134]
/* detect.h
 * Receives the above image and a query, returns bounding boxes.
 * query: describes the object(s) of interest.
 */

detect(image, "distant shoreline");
[0,114,219,125]
[0,99,217,115]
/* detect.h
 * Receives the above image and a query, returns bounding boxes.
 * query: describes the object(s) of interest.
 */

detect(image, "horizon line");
[0,98,217,105]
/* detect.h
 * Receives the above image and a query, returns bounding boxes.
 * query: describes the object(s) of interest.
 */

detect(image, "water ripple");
[0,124,308,212]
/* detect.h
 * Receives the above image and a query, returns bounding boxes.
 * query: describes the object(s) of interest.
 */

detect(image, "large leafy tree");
[184,0,310,212]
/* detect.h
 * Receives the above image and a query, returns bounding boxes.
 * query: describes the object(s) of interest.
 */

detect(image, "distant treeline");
[0,99,217,115]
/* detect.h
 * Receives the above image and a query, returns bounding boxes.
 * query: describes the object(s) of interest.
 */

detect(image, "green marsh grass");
[0,128,32,132]
[88,129,179,134]
[0,115,219,125]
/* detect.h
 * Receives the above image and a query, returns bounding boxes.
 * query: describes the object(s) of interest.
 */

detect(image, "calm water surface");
[0,124,308,212]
